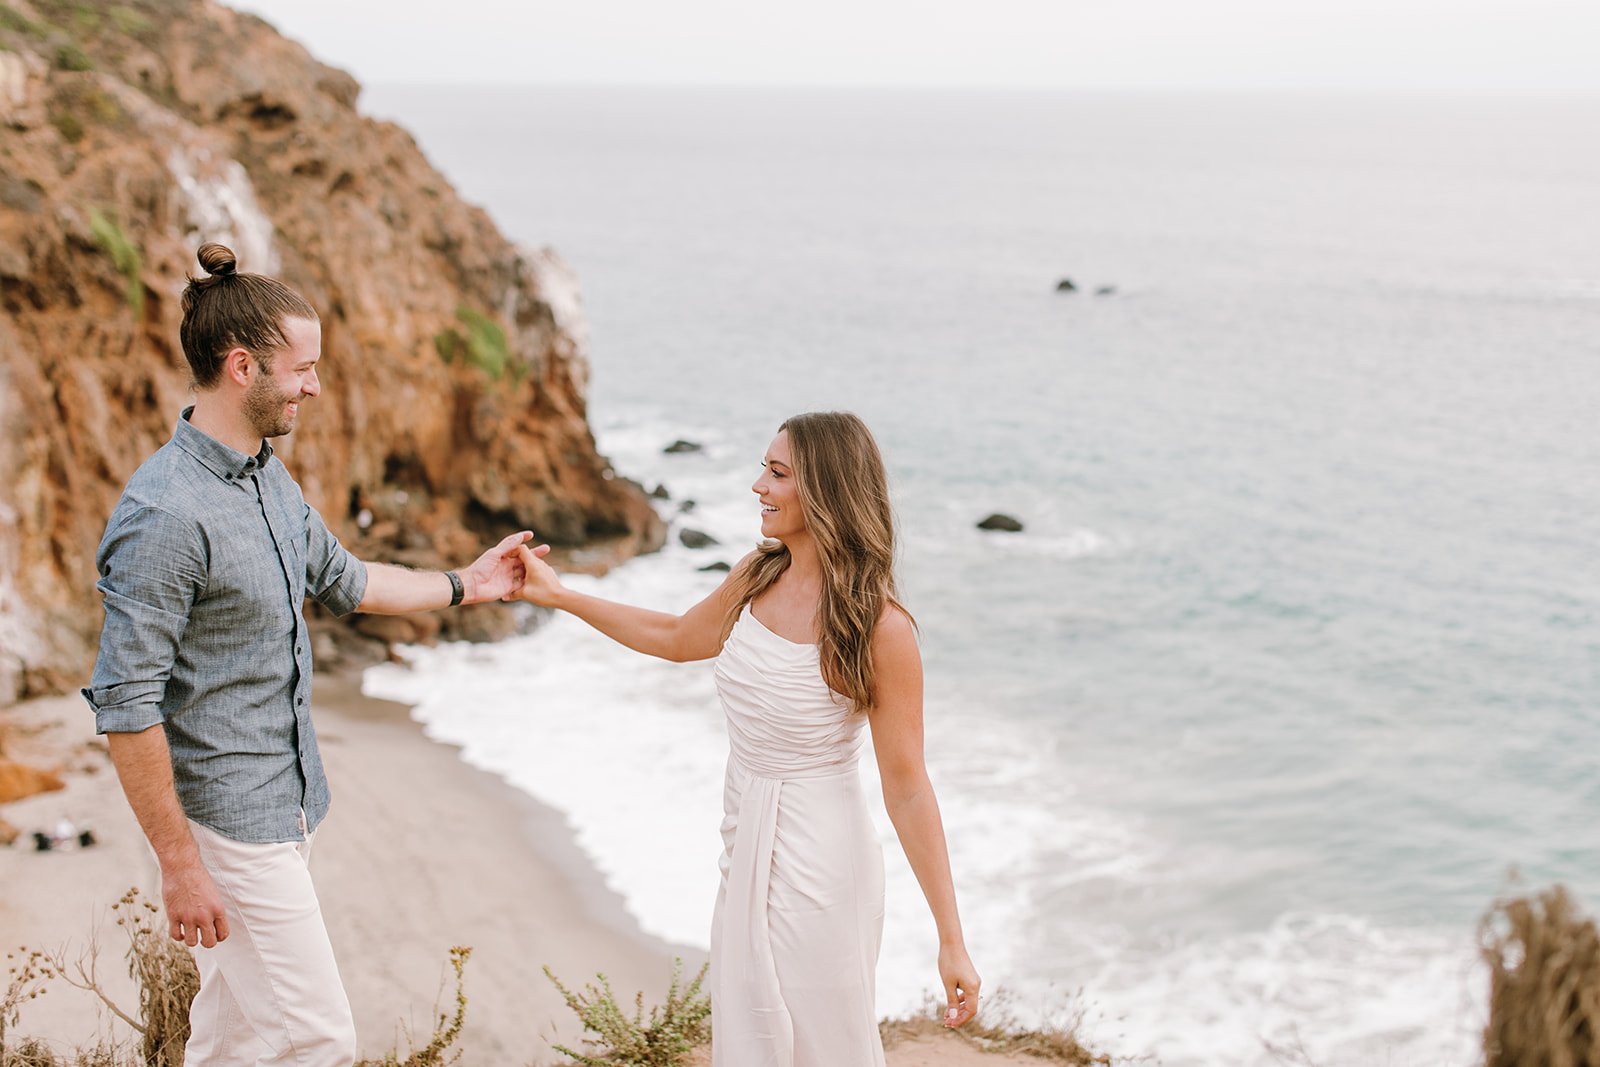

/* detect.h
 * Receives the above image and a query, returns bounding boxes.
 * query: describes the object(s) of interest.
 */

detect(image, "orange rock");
[0,758,66,804]
[0,1,665,705]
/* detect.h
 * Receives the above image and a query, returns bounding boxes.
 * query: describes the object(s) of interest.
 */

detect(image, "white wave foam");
[1081,914,1484,1067]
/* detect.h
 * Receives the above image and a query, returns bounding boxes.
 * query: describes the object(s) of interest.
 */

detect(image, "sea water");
[359,87,1600,1065]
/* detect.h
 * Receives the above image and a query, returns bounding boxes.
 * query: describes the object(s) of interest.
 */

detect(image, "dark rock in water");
[680,528,720,549]
[679,499,697,513]
[699,561,732,573]
[977,513,1024,533]
[649,483,671,500]
[664,439,704,454]
[1095,286,1116,296]
[1055,278,1077,292]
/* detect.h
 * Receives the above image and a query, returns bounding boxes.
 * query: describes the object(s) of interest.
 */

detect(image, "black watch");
[446,570,464,607]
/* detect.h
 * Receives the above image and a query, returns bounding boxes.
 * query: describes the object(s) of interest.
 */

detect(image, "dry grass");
[2,892,471,1067]
[879,991,1113,1065]
[544,959,711,1066]
[353,946,471,1067]
[1481,884,1600,1067]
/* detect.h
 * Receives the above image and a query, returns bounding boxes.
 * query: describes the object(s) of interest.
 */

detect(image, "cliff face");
[0,0,664,704]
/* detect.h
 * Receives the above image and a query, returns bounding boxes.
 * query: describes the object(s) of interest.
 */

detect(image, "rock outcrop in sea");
[0,0,665,704]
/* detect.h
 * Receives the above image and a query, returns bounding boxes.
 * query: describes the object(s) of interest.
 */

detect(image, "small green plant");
[0,5,46,36]
[50,111,84,142]
[545,958,711,1066]
[354,946,472,1067]
[52,41,92,71]
[107,6,152,37]
[87,209,143,317]
[435,305,515,381]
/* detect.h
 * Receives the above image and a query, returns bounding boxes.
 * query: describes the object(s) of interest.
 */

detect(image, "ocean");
[356,86,1600,1065]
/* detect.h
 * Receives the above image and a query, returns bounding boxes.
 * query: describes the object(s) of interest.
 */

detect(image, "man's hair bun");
[196,242,237,278]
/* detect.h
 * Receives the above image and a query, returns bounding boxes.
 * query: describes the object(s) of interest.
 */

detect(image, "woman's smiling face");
[752,430,805,540]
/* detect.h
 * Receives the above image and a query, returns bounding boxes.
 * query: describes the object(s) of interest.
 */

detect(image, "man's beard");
[243,372,298,439]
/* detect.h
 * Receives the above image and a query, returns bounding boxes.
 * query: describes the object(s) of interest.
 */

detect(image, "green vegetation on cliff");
[86,208,142,316]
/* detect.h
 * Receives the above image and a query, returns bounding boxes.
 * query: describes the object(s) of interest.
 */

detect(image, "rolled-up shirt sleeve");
[82,505,206,734]
[304,503,368,617]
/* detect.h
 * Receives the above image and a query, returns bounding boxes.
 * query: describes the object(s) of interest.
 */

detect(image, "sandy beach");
[0,670,1056,1066]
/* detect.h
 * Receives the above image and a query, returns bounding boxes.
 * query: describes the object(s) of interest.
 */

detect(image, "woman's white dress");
[709,603,887,1067]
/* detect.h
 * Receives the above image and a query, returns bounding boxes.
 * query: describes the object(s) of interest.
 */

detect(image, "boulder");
[352,613,441,645]
[0,758,66,804]
[679,528,719,550]
[699,561,732,573]
[664,440,704,454]
[1055,278,1076,292]
[977,513,1024,533]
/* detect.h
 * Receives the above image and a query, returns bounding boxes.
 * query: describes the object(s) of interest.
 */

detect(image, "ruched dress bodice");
[709,604,886,1067]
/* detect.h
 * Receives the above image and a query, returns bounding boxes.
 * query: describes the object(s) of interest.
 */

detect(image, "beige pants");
[184,818,356,1066]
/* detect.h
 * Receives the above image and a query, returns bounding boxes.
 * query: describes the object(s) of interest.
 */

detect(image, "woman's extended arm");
[516,545,751,662]
[869,609,981,1028]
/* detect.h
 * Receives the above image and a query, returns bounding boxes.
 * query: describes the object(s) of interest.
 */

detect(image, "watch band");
[446,570,464,607]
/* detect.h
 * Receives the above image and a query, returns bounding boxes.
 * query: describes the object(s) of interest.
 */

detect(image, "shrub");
[544,958,710,1066]
[354,946,472,1067]
[52,42,91,71]
[1482,884,1600,1067]
[108,7,153,38]
[50,112,84,142]
[436,305,517,381]
[87,209,143,317]
[0,5,46,36]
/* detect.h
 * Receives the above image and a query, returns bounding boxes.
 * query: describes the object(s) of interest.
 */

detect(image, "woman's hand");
[515,543,566,607]
[939,942,980,1028]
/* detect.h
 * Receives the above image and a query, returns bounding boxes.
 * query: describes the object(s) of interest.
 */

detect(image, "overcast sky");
[229,0,1600,92]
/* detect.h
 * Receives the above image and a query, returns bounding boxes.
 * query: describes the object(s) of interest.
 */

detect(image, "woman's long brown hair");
[727,412,912,710]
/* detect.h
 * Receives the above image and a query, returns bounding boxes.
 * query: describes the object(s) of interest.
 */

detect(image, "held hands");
[515,543,566,607]
[162,860,229,948]
[939,942,981,1028]
[460,531,550,604]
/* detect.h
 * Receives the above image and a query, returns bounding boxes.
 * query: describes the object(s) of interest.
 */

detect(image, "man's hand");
[459,531,550,605]
[162,859,229,948]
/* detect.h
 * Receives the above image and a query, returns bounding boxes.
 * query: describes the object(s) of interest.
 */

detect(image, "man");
[82,243,540,1065]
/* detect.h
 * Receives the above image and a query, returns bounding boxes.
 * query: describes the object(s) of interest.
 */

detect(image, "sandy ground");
[0,674,1046,1066]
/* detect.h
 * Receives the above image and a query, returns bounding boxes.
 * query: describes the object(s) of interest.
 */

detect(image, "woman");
[517,411,979,1066]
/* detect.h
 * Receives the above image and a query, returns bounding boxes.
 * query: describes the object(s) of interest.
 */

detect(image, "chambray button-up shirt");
[82,407,368,843]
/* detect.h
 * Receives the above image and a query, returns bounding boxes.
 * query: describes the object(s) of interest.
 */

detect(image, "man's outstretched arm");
[356,531,548,615]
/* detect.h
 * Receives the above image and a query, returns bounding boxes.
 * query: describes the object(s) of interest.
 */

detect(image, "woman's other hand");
[939,943,980,1027]
[516,543,565,607]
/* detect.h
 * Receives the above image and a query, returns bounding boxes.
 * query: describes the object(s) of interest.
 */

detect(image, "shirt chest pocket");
[265,497,309,611]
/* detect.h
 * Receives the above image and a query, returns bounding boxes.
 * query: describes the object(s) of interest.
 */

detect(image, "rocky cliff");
[0,0,665,704]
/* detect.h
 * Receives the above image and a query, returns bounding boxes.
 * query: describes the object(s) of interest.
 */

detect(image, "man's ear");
[222,347,252,387]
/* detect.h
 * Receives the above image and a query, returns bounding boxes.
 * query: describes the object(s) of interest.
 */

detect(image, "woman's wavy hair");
[727,412,911,710]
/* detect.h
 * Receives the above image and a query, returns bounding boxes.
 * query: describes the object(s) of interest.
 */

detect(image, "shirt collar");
[173,406,274,482]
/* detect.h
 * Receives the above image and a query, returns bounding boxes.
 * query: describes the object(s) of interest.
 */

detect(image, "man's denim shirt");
[82,408,368,843]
